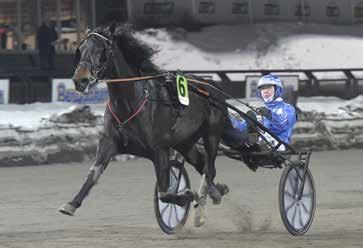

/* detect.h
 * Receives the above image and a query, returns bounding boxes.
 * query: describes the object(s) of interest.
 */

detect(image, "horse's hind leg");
[58,134,117,216]
[193,123,227,227]
[175,141,228,205]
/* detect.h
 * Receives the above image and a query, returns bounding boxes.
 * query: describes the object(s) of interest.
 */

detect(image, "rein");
[98,74,166,83]
[99,74,256,111]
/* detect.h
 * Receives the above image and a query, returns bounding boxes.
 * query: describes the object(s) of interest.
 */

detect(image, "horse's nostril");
[73,77,90,92]
[80,78,89,84]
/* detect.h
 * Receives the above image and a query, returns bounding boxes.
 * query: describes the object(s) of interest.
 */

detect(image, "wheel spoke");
[170,167,178,180]
[288,174,295,189]
[293,168,303,181]
[302,192,313,198]
[178,185,187,193]
[293,180,300,195]
[173,204,181,223]
[300,201,310,213]
[298,206,305,228]
[167,203,175,227]
[285,201,296,213]
[284,190,294,199]
[160,202,170,217]
[177,175,187,194]
[291,205,298,226]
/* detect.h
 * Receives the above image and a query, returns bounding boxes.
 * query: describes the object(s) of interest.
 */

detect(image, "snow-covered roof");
[312,71,347,80]
[268,72,310,80]
[226,73,262,81]
[136,23,363,71]
[191,73,221,81]
[351,71,363,79]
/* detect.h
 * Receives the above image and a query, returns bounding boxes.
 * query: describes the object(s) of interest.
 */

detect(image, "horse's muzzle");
[74,78,89,93]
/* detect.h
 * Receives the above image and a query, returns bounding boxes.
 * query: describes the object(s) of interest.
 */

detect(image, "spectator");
[21,43,28,51]
[36,21,58,70]
[49,22,58,69]
[0,26,8,49]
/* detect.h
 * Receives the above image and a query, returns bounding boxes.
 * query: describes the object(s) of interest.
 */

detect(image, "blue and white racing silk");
[228,97,296,151]
[258,97,296,151]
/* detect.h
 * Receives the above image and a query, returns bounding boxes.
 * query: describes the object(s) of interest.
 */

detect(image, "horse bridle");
[76,32,114,84]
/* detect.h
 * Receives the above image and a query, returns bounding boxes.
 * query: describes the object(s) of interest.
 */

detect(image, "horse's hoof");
[208,184,222,205]
[58,203,76,216]
[208,183,229,205]
[159,192,192,207]
[215,183,230,196]
[193,204,206,227]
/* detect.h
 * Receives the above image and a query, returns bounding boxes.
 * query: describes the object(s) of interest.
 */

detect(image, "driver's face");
[260,85,275,99]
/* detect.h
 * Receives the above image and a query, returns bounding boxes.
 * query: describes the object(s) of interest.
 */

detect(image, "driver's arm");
[268,105,296,132]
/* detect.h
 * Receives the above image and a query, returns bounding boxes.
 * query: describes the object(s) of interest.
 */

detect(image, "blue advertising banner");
[0,79,9,104]
[52,79,108,104]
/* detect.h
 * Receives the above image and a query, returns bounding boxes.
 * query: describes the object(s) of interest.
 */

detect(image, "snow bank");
[1,96,363,167]
[0,105,133,167]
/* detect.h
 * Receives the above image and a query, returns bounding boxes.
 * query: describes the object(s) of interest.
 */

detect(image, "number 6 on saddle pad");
[176,74,189,106]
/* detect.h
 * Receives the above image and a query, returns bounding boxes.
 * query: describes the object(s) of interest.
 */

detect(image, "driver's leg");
[245,110,259,144]
[221,116,249,149]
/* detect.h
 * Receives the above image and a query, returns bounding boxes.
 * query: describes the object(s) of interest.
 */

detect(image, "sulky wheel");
[154,159,191,234]
[278,164,316,235]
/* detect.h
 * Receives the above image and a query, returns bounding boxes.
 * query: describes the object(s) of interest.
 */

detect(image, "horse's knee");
[95,135,117,163]
[89,164,104,183]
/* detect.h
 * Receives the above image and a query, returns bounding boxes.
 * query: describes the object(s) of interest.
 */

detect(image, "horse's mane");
[93,25,226,93]
[94,24,160,74]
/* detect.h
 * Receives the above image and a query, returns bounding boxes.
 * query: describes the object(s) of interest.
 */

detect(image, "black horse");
[58,24,228,227]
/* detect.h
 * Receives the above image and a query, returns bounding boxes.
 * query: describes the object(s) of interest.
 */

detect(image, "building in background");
[0,0,128,51]
[127,0,363,26]
[0,0,363,51]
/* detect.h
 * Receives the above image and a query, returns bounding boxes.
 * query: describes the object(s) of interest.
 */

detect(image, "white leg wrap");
[193,174,208,227]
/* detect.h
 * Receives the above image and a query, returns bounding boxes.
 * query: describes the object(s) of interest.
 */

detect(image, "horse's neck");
[107,46,143,112]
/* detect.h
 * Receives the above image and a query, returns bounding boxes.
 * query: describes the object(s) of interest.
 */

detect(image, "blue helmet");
[256,75,283,99]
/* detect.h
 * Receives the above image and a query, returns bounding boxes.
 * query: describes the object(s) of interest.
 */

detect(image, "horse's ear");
[109,22,116,36]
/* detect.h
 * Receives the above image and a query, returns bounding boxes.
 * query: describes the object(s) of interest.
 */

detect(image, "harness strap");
[107,95,149,127]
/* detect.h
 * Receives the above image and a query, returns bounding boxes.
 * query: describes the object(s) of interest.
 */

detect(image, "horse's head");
[73,23,158,93]
[72,24,116,93]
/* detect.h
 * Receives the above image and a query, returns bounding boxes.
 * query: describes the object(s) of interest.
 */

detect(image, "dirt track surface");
[1,149,363,248]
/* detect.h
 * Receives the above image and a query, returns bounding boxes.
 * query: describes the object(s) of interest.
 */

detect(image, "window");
[354,6,363,18]
[295,3,311,17]
[232,1,248,15]
[264,3,280,16]
[144,2,174,15]
[199,1,215,14]
[326,2,340,17]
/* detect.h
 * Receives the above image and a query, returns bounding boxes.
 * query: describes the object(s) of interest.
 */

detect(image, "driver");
[222,75,297,151]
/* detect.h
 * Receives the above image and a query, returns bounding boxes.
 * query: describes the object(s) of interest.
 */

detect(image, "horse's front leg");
[154,148,193,207]
[58,134,117,216]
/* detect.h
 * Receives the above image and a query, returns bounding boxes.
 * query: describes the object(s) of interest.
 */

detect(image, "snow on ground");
[0,102,106,130]
[1,96,362,131]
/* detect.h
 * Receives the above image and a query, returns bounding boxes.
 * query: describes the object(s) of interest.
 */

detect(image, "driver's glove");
[256,107,272,119]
